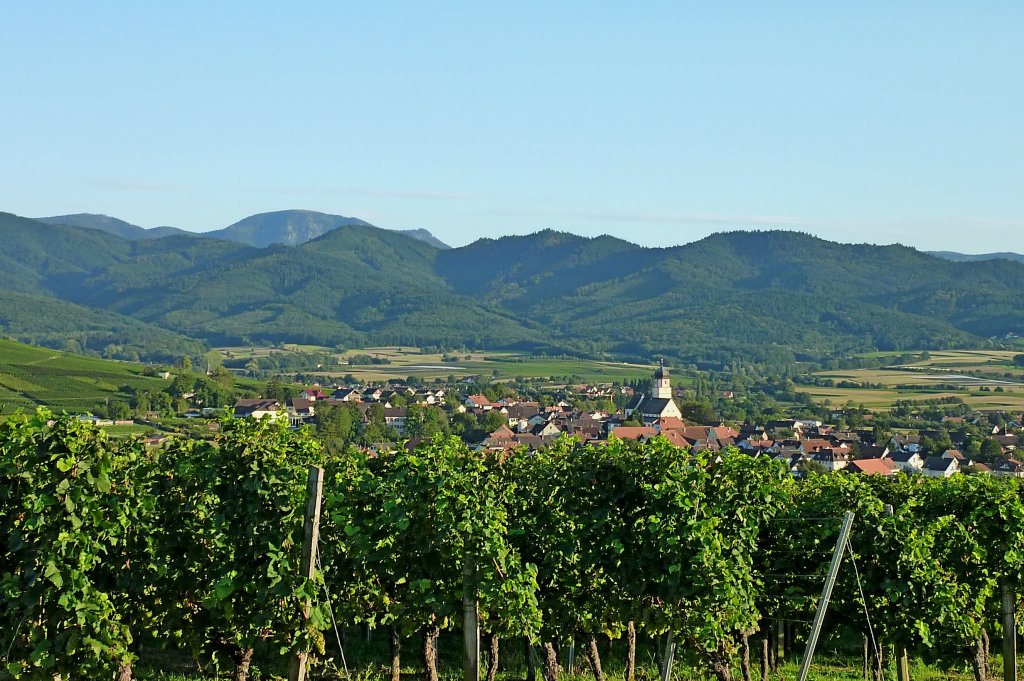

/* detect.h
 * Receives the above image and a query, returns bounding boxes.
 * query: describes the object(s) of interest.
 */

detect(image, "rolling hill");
[3,211,1024,368]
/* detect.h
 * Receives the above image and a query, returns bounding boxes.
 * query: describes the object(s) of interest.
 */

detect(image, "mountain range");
[4,210,1024,368]
[37,209,451,249]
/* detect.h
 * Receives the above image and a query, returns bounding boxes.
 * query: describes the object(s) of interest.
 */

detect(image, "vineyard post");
[1003,579,1016,681]
[885,504,911,681]
[463,543,480,681]
[289,465,325,681]
[659,631,676,681]
[776,620,785,667]
[797,511,855,681]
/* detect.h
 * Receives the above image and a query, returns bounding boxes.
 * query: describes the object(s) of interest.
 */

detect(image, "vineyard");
[2,411,1023,681]
[0,339,171,414]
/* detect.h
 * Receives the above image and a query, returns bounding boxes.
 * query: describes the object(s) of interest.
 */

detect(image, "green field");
[799,350,1024,411]
[0,338,171,415]
[216,345,660,385]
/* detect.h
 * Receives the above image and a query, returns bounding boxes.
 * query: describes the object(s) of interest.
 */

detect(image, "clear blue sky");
[2,2,1022,251]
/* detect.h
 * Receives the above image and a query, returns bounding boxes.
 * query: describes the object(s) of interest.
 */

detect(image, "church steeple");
[652,359,672,399]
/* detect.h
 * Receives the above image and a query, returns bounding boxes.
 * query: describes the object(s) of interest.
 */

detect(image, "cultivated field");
[796,349,1024,411]
[215,344,659,385]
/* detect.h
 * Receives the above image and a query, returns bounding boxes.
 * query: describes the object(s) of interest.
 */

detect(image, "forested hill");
[2,211,1023,366]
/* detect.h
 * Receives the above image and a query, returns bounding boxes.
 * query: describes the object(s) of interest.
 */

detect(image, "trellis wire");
[316,545,351,679]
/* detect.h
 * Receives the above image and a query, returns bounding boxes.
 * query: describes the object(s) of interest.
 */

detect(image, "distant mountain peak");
[201,209,372,248]
[399,228,450,249]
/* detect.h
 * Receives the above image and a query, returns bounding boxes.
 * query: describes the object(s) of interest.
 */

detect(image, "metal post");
[885,504,910,681]
[797,511,855,681]
[776,619,786,666]
[289,466,325,681]
[463,546,480,681]
[1004,579,1017,681]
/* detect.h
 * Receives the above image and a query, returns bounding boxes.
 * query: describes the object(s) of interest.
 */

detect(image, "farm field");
[0,338,171,415]
[797,349,1024,411]
[215,344,660,384]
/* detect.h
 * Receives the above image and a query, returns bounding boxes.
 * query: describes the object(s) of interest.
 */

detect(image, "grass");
[126,628,986,681]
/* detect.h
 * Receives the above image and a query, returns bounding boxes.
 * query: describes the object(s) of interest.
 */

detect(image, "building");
[624,360,683,423]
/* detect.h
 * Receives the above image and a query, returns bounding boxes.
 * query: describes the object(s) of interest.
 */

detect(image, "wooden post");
[660,631,676,681]
[776,619,786,666]
[797,511,855,681]
[896,647,910,681]
[289,466,325,681]
[1004,580,1017,681]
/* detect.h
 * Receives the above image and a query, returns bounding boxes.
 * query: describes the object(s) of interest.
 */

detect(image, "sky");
[2,2,1022,251]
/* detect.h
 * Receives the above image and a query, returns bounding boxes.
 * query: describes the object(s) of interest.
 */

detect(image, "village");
[226,361,1023,478]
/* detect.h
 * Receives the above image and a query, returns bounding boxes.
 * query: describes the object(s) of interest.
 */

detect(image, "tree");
[314,402,360,454]
[977,438,1004,461]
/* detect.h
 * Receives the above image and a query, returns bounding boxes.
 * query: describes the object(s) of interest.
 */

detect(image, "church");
[624,360,682,423]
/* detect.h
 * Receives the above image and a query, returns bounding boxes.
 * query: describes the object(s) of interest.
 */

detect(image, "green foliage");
[0,410,153,678]
[323,437,541,640]
[153,416,326,674]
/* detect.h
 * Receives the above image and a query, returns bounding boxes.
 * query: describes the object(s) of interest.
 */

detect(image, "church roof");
[654,359,669,380]
[639,398,676,416]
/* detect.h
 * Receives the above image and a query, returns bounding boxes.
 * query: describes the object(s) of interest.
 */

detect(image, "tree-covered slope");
[59,223,543,348]
[3,212,1024,364]
[0,290,206,363]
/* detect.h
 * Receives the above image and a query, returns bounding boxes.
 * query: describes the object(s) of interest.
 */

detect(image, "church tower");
[652,359,672,399]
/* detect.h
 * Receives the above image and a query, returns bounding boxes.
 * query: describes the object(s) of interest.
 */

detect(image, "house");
[992,458,1024,478]
[287,398,316,425]
[331,387,361,402]
[382,408,408,436]
[847,458,899,476]
[465,394,494,410]
[857,445,890,459]
[922,456,959,478]
[812,448,855,472]
[889,451,924,473]
[233,399,283,420]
